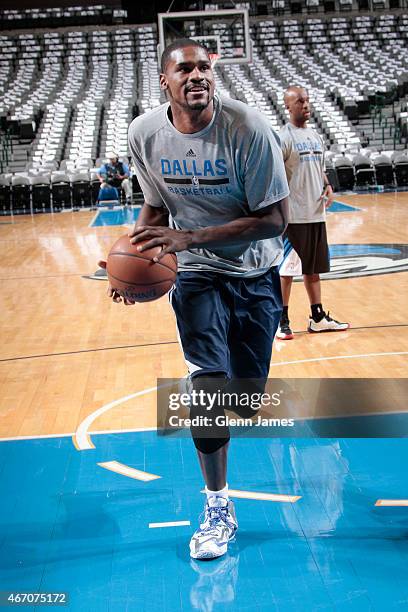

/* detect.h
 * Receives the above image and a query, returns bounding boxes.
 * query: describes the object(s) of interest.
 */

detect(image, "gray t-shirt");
[279,123,326,224]
[128,94,289,277]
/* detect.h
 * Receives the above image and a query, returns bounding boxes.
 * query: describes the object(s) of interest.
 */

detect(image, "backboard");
[157,9,251,66]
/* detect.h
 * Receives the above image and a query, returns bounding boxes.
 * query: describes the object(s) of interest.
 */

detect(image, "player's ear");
[160,73,168,91]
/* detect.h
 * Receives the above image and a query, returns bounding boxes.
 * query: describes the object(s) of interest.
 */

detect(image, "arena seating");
[0,5,127,31]
[31,173,52,213]
[0,11,407,214]
[10,174,31,215]
[372,154,395,185]
[333,156,356,190]
[394,152,408,186]
[352,153,377,187]
[50,172,71,212]
[0,174,11,215]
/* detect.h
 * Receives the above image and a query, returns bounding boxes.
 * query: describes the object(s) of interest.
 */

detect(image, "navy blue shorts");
[169,267,282,379]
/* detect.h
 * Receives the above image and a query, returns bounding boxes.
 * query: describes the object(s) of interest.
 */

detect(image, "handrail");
[0,129,13,174]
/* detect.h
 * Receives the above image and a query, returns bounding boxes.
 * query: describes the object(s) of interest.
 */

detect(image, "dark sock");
[281,305,289,323]
[311,303,325,322]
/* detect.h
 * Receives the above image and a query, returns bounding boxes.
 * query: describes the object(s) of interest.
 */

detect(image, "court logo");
[85,243,408,283]
[322,244,408,280]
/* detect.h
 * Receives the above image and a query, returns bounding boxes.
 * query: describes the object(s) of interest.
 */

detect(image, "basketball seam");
[107,272,175,287]
[108,251,177,273]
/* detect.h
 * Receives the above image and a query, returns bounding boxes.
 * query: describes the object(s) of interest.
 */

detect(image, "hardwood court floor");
[0,192,407,439]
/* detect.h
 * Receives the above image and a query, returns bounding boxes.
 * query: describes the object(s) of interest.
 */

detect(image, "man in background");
[97,152,132,205]
[277,86,349,340]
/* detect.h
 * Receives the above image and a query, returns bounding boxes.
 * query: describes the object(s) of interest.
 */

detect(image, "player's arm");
[135,202,169,229]
[129,198,288,261]
[319,137,334,207]
[118,163,131,180]
[190,198,288,246]
[280,132,291,163]
[321,172,334,208]
[130,123,289,261]
[97,166,106,184]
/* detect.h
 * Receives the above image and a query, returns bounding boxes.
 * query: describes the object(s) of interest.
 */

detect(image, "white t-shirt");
[128,94,289,277]
[279,123,326,224]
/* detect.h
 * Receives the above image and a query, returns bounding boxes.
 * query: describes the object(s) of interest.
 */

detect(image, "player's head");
[284,86,310,125]
[160,38,215,112]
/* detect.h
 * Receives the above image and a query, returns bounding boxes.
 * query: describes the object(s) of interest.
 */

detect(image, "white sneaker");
[190,496,238,560]
[308,312,349,333]
[276,320,294,340]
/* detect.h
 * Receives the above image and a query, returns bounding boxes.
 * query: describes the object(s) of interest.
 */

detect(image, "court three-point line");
[149,521,191,528]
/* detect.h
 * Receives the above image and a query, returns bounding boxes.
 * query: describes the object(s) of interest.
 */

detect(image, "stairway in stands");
[352,94,408,151]
[4,135,33,174]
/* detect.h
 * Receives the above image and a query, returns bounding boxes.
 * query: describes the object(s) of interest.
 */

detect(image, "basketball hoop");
[158,10,251,65]
[209,53,220,68]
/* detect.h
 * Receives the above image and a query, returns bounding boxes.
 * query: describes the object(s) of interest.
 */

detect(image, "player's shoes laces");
[308,311,349,333]
[276,317,294,340]
[190,496,238,560]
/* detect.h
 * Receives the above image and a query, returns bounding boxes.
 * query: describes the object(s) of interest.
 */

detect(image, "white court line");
[88,209,101,227]
[98,460,160,481]
[73,386,158,450]
[1,351,406,445]
[1,432,75,442]
[375,499,408,507]
[73,381,178,450]
[270,351,408,368]
[229,489,301,503]
[149,521,190,528]
[0,427,157,443]
[3,401,408,445]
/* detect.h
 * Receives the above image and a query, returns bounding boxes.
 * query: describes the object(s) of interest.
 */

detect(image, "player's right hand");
[320,184,334,208]
[97,260,136,306]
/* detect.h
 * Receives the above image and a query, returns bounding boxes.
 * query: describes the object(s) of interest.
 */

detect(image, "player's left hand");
[97,259,136,305]
[129,226,193,262]
[320,184,334,208]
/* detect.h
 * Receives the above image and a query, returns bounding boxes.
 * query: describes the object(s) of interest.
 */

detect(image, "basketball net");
[209,53,220,68]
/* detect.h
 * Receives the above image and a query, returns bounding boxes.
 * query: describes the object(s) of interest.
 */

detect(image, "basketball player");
[277,86,349,340]
[103,40,289,559]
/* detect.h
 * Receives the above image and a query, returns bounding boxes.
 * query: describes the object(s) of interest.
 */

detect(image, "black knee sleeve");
[193,436,229,454]
[225,377,267,419]
[190,373,230,454]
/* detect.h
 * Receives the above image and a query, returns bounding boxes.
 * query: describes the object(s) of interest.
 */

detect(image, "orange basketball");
[106,235,177,303]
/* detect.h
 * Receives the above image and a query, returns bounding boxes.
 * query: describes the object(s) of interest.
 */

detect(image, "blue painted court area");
[1,430,408,611]
[91,207,140,227]
[327,201,360,213]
